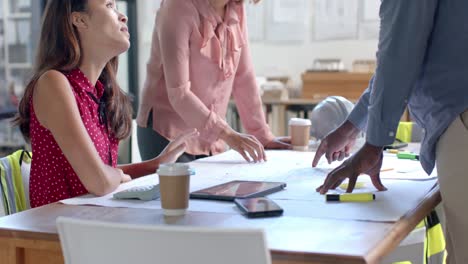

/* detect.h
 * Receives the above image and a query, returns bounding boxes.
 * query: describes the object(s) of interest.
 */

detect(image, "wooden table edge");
[0,183,441,264]
[365,183,441,263]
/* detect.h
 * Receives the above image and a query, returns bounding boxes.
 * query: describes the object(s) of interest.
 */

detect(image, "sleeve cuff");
[253,128,275,146]
[199,109,229,143]
[365,109,398,147]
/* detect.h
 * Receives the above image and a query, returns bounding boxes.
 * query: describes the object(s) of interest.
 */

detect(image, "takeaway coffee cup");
[157,163,192,216]
[289,118,311,151]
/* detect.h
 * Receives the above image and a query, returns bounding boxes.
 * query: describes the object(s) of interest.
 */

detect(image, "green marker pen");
[326,193,375,202]
[397,152,419,160]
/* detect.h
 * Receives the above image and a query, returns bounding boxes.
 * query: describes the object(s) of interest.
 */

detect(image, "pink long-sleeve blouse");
[136,0,274,156]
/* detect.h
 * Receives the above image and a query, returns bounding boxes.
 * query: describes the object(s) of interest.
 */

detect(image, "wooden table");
[0,184,440,264]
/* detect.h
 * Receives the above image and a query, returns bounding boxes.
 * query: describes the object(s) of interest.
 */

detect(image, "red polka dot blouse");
[29,68,119,208]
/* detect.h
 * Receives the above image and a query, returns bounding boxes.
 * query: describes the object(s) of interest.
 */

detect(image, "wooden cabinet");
[301,72,373,101]
[301,72,412,121]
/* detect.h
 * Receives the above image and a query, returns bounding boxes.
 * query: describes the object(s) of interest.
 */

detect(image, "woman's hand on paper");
[220,128,266,163]
[316,143,387,194]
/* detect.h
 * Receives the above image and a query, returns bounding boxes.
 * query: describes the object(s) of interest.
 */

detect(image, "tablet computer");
[190,180,287,201]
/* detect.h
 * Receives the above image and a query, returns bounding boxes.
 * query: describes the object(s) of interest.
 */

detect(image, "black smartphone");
[383,141,408,150]
[234,197,283,218]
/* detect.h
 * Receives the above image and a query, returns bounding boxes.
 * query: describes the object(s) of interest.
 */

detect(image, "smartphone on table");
[234,197,283,218]
[383,140,408,150]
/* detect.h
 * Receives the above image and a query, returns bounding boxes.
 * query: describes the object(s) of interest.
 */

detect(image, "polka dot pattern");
[29,68,119,208]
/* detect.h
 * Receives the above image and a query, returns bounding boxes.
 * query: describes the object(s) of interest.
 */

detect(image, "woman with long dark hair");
[15,0,196,208]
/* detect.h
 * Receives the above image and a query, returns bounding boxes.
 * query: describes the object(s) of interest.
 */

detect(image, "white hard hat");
[310,96,354,140]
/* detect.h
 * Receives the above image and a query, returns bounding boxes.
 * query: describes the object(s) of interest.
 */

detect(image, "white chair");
[57,217,272,264]
[0,150,31,217]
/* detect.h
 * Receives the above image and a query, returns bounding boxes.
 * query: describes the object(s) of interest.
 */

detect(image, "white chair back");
[0,150,31,216]
[57,217,272,264]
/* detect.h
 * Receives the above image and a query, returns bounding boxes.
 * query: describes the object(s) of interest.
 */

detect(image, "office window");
[0,0,34,155]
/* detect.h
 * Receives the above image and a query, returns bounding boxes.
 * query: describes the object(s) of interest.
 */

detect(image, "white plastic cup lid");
[289,118,311,126]
[157,163,192,176]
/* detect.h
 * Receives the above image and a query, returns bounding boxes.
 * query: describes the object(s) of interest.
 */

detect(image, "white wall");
[136,1,379,91]
[136,1,156,95]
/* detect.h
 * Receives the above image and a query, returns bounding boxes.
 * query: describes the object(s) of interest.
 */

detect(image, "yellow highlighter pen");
[326,193,375,202]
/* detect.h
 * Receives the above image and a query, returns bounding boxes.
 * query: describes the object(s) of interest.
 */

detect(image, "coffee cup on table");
[289,118,311,151]
[157,163,192,216]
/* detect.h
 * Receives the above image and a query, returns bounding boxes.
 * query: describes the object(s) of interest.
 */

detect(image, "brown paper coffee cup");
[289,118,311,151]
[157,163,192,216]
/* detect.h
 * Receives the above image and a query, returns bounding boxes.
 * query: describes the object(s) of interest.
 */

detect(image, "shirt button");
[389,131,395,137]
